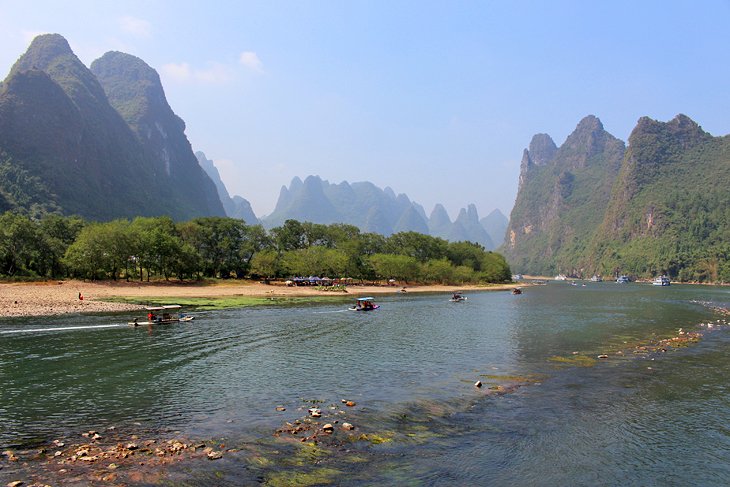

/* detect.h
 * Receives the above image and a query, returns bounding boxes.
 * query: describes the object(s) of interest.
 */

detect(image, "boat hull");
[349,305,380,311]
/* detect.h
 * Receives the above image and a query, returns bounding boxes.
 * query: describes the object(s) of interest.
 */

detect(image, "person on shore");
[78,292,83,301]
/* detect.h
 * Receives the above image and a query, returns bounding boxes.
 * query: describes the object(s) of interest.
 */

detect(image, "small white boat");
[129,305,194,326]
[590,275,603,282]
[555,274,567,281]
[616,275,630,283]
[652,276,671,286]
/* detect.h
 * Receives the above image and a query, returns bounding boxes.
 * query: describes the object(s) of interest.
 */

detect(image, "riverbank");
[0,280,518,318]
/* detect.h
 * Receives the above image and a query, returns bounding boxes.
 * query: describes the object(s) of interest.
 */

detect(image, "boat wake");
[0,324,126,334]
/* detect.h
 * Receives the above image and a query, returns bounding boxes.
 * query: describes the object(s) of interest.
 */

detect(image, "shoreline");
[0,280,519,318]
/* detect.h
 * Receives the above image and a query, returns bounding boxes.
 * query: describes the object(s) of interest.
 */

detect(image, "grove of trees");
[0,213,512,284]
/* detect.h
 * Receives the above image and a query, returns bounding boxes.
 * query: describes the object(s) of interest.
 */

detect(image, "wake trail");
[0,324,126,334]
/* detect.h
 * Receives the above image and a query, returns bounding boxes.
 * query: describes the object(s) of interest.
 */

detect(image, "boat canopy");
[357,297,375,301]
[145,305,182,311]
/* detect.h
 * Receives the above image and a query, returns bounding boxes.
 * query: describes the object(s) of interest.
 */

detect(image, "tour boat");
[350,297,380,311]
[128,305,194,326]
[652,276,671,286]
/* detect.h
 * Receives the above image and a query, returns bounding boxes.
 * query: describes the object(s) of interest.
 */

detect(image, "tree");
[36,214,85,278]
[385,232,448,262]
[420,258,454,284]
[271,219,307,252]
[249,250,280,280]
[281,247,349,277]
[0,212,39,276]
[368,253,420,283]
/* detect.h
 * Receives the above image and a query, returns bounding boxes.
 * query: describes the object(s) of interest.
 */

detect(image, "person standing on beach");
[78,292,83,301]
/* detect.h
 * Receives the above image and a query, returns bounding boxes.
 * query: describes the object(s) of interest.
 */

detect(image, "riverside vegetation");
[0,213,511,284]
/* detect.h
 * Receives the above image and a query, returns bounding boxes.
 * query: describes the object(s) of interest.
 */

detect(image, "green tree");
[420,258,454,284]
[249,249,280,280]
[281,247,349,277]
[386,232,448,262]
[271,219,307,252]
[0,212,39,276]
[368,253,420,283]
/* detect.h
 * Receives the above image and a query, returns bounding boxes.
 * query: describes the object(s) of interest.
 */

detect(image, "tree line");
[0,212,512,284]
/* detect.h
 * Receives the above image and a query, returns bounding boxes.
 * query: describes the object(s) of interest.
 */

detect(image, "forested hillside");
[505,114,730,282]
[0,34,224,220]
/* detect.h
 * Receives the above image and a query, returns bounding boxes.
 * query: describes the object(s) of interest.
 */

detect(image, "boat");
[555,274,567,281]
[512,288,522,295]
[128,305,194,326]
[350,297,380,311]
[652,275,671,286]
[616,275,630,283]
[590,275,603,282]
[449,292,467,302]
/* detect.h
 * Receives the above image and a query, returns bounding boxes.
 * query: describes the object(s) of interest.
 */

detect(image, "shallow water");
[1,282,730,484]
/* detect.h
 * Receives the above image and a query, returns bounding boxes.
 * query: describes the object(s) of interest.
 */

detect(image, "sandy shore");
[0,280,519,318]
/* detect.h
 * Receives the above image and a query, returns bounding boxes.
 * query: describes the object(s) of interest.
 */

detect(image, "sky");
[1,1,729,220]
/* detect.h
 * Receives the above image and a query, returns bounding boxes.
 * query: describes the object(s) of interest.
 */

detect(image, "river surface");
[2,283,730,485]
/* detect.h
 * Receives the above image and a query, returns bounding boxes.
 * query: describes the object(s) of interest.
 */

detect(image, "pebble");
[597,354,609,359]
[7,481,24,487]
[474,380,483,388]
[207,451,223,460]
[275,406,286,412]
[322,424,334,433]
[308,408,322,418]
[342,423,355,430]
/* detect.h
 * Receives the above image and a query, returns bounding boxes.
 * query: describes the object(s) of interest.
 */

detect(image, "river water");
[1,283,730,485]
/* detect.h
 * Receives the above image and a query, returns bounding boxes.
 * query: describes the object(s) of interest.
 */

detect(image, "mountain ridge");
[0,33,225,221]
[505,113,730,282]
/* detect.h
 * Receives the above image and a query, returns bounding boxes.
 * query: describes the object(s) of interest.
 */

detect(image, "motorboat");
[450,292,467,302]
[350,297,380,311]
[590,275,603,282]
[129,305,194,326]
[652,275,671,286]
[555,274,567,281]
[512,288,522,295]
[616,275,630,283]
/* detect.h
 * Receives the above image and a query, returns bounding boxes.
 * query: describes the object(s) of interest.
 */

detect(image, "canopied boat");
[590,275,603,282]
[129,305,194,326]
[652,276,671,286]
[616,275,630,283]
[350,297,380,311]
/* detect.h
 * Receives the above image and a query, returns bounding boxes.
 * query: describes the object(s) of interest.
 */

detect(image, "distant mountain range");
[504,114,730,282]
[0,34,224,220]
[196,151,259,224]
[262,175,507,249]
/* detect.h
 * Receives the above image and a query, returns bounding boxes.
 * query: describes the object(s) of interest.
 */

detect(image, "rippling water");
[2,283,730,484]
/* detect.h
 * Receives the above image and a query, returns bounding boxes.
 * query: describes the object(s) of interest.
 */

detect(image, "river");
[1,282,729,485]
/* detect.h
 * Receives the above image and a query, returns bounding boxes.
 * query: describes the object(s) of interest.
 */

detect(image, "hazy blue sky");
[1,1,728,219]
